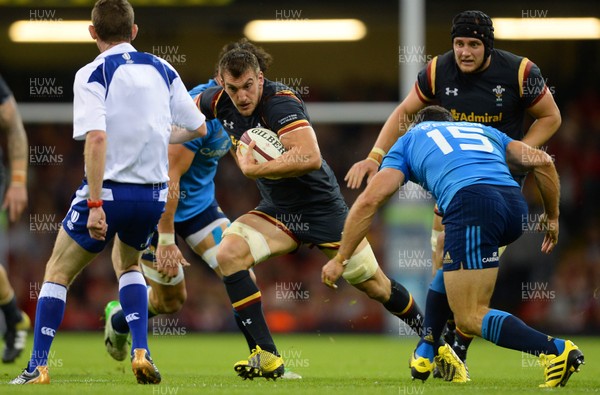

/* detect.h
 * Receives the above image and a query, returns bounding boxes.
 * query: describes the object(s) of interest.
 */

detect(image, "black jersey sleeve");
[519,59,548,107]
[262,90,311,137]
[415,57,437,103]
[198,86,225,120]
[0,74,13,104]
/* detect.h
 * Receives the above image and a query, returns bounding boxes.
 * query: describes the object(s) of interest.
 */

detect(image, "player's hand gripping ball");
[239,128,286,180]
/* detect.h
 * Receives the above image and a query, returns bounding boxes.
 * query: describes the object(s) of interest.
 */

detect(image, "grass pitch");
[0,332,598,394]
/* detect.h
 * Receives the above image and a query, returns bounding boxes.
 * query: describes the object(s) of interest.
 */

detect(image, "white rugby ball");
[239,128,285,163]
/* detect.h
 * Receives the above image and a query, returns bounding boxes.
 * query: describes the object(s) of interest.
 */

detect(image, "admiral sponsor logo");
[450,109,503,123]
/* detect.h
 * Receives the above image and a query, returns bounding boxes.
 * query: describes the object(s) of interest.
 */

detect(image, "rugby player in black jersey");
[196,40,449,380]
[345,10,561,378]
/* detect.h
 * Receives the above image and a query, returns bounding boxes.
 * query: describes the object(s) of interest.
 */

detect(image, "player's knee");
[453,314,479,335]
[215,246,247,275]
[361,280,389,302]
[342,244,378,285]
[218,222,271,275]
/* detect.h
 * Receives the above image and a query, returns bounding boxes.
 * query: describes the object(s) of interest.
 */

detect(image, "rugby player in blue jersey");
[324,106,583,388]
[346,10,562,367]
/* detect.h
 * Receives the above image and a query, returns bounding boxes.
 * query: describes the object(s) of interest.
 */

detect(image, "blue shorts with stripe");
[141,198,228,261]
[441,184,527,271]
[62,181,167,253]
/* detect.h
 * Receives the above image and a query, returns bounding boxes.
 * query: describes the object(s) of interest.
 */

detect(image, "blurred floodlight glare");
[494,18,600,40]
[9,21,94,43]
[244,19,366,42]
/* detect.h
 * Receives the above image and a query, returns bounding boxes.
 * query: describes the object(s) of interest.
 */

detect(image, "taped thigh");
[201,245,220,270]
[222,222,271,264]
[341,243,379,285]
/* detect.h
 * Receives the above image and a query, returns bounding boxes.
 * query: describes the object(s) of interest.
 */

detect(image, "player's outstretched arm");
[322,167,405,287]
[345,88,425,189]
[506,140,560,253]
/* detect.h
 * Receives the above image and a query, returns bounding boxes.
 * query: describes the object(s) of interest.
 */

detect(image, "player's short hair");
[451,10,494,60]
[414,106,455,124]
[92,0,134,43]
[217,39,272,74]
[219,49,261,79]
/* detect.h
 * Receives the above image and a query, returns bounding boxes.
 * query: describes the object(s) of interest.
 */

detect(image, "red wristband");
[87,199,103,208]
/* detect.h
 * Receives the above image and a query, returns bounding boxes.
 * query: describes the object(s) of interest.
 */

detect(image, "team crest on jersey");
[445,87,458,96]
[493,85,505,106]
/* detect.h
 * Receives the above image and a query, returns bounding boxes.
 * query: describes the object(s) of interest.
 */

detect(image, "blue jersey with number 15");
[381,121,519,214]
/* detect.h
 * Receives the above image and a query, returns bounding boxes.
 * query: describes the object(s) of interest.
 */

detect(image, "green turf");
[0,333,598,394]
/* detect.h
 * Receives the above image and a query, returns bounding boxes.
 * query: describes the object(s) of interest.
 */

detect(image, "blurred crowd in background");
[2,78,599,338]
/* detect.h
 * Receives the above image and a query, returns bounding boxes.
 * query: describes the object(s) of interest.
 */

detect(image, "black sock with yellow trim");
[383,279,424,337]
[223,270,277,354]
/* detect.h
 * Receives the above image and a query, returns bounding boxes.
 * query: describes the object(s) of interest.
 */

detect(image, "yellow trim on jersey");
[232,291,261,309]
[278,119,310,136]
[517,57,530,98]
[415,83,434,104]
[212,90,224,118]
[430,56,438,96]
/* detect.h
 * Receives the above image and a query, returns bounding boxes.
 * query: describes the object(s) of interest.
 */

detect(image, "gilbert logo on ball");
[239,128,285,163]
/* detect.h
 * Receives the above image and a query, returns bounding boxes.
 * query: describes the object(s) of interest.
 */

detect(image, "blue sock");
[112,286,157,334]
[481,309,560,356]
[414,270,451,362]
[119,271,148,355]
[423,270,451,346]
[415,341,435,362]
[27,282,67,372]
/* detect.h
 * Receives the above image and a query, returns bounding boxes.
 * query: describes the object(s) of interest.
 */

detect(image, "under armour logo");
[125,312,140,322]
[241,318,252,326]
[445,87,458,96]
[256,122,263,128]
[223,120,234,129]
[41,327,56,337]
